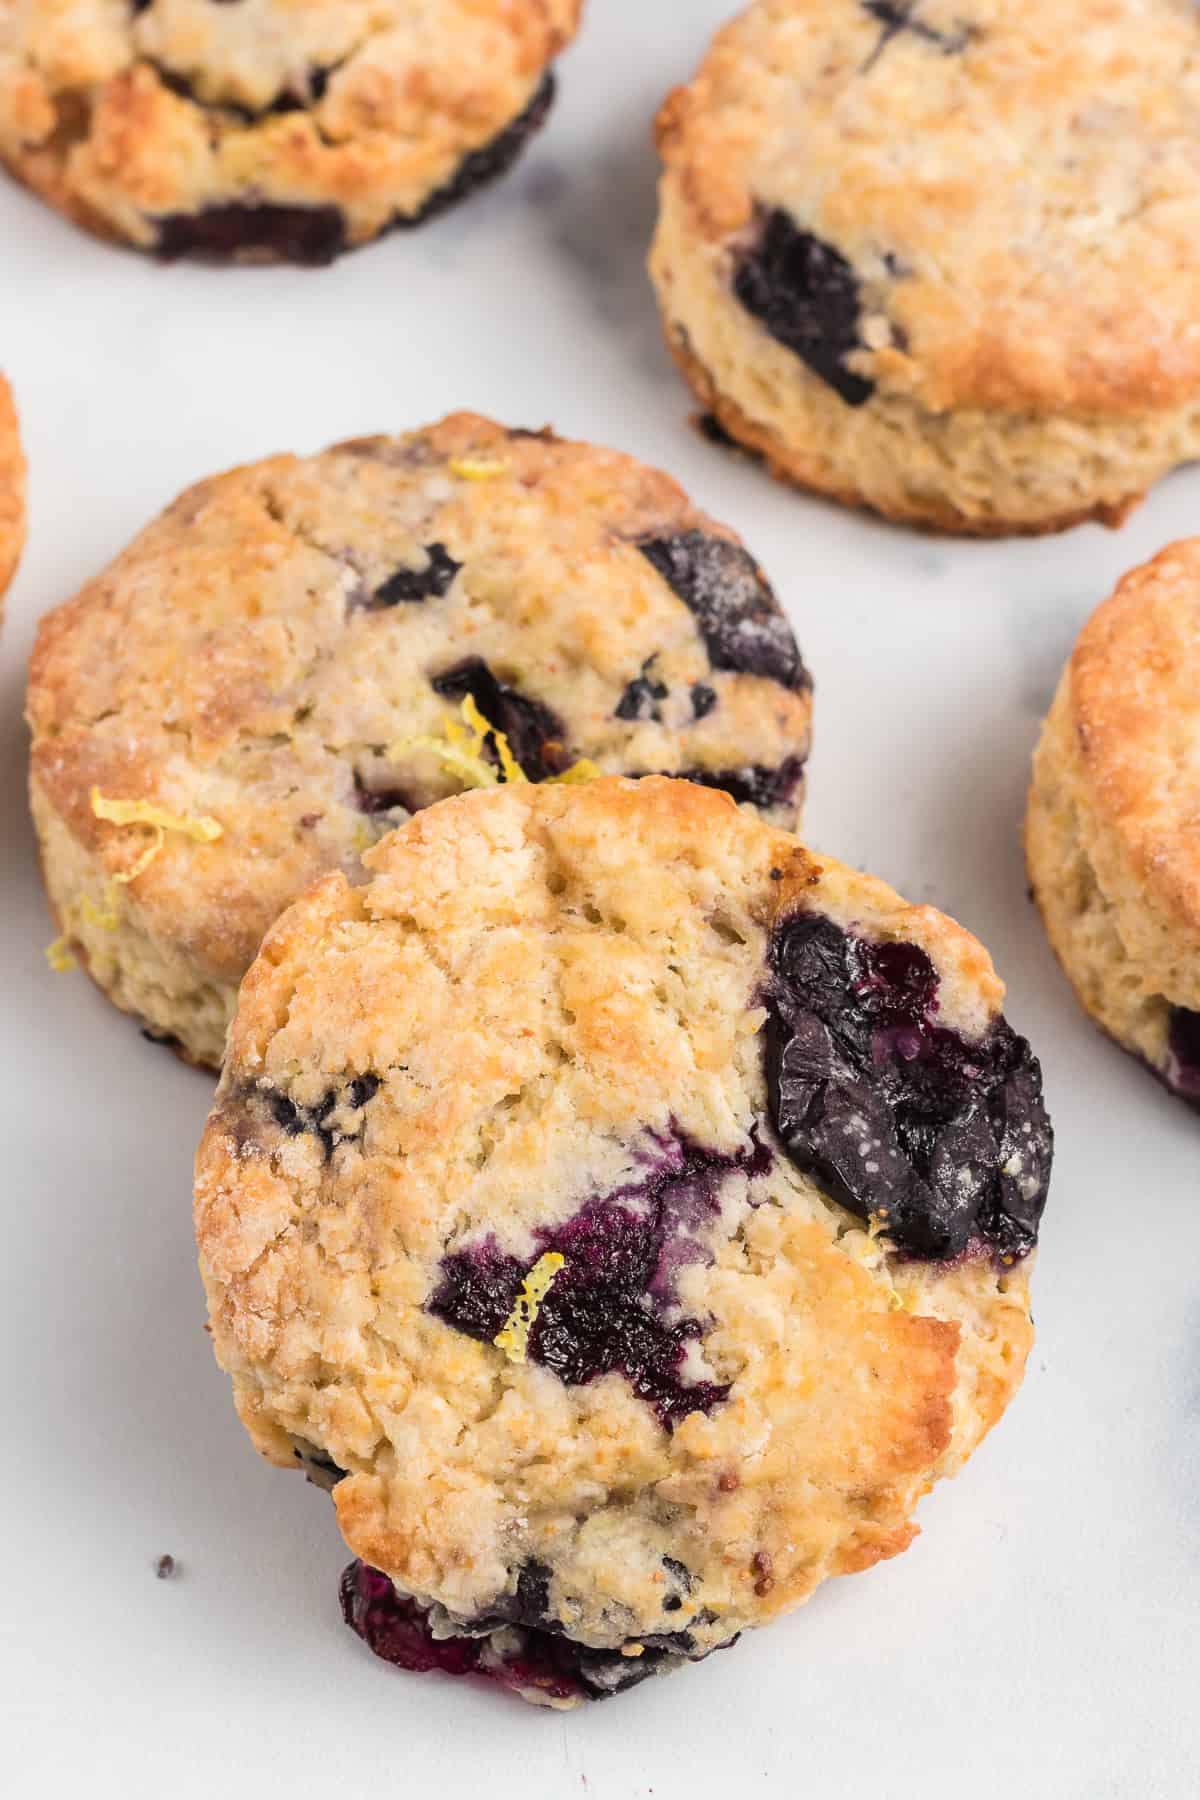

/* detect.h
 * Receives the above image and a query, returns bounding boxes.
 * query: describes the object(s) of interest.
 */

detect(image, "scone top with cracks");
[651,0,1200,530]
[1027,539,1200,1106]
[195,777,1051,1708]
[0,0,580,259]
[27,413,811,1067]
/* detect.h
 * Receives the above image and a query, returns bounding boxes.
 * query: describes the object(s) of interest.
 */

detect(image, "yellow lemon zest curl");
[90,788,224,886]
[494,1253,564,1365]
[390,698,601,794]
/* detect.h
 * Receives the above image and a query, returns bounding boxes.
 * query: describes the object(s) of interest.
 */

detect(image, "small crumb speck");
[155,1554,178,1580]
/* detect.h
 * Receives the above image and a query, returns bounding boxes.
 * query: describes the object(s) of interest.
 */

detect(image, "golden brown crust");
[1026,540,1200,1081]
[28,412,813,1066]
[668,331,1142,539]
[0,1,581,254]
[650,0,1200,532]
[0,373,26,605]
[196,777,1035,1687]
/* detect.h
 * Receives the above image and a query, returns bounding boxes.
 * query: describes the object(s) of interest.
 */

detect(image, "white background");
[2,6,1197,1796]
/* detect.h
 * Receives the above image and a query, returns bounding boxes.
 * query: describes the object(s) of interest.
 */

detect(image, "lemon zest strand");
[90,789,223,842]
[460,693,526,785]
[386,732,500,790]
[389,697,601,795]
[45,935,76,973]
[448,457,509,481]
[548,757,601,786]
[111,828,165,884]
[494,1253,565,1365]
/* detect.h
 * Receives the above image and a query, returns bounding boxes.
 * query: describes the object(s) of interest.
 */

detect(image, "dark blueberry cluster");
[339,1559,729,1704]
[861,2,975,72]
[405,75,556,228]
[262,1073,381,1160]
[765,914,1053,1261]
[431,657,571,781]
[292,1440,348,1492]
[155,202,347,265]
[615,661,669,722]
[675,756,806,813]
[353,774,415,816]
[733,210,876,407]
[368,543,462,609]
[429,1131,770,1426]
[152,75,555,263]
[1166,1006,1200,1110]
[637,531,808,690]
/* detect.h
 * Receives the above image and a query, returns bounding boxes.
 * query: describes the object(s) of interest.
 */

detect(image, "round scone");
[0,1,579,262]
[195,776,1052,1709]
[1027,540,1200,1109]
[0,373,24,609]
[28,412,812,1068]
[650,0,1200,535]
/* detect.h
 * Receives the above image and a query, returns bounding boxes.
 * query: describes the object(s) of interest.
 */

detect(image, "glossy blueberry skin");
[637,531,809,691]
[733,210,875,407]
[429,1131,770,1427]
[766,915,1053,1262]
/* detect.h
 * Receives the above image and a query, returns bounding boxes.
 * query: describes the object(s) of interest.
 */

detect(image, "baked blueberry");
[860,2,975,71]
[368,545,462,609]
[637,531,809,689]
[733,212,875,408]
[431,1132,772,1427]
[30,413,813,1066]
[197,776,1049,1708]
[675,757,806,813]
[615,663,670,723]
[431,658,569,781]
[766,916,1052,1261]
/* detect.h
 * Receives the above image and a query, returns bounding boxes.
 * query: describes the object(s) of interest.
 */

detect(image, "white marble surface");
[1,7,1197,1796]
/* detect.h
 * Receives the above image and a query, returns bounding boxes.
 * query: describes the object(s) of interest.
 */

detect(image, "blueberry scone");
[0,373,23,611]
[0,1,580,262]
[195,776,1052,1708]
[1027,540,1200,1110]
[651,0,1200,534]
[28,412,812,1067]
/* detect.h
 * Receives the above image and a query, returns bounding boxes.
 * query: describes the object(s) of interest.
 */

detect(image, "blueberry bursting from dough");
[154,76,558,264]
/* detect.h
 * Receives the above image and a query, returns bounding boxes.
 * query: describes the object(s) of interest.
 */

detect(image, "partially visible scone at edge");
[27,412,812,1068]
[1027,540,1200,1108]
[0,373,25,608]
[196,776,1052,1709]
[0,1,581,262]
[650,0,1200,535]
